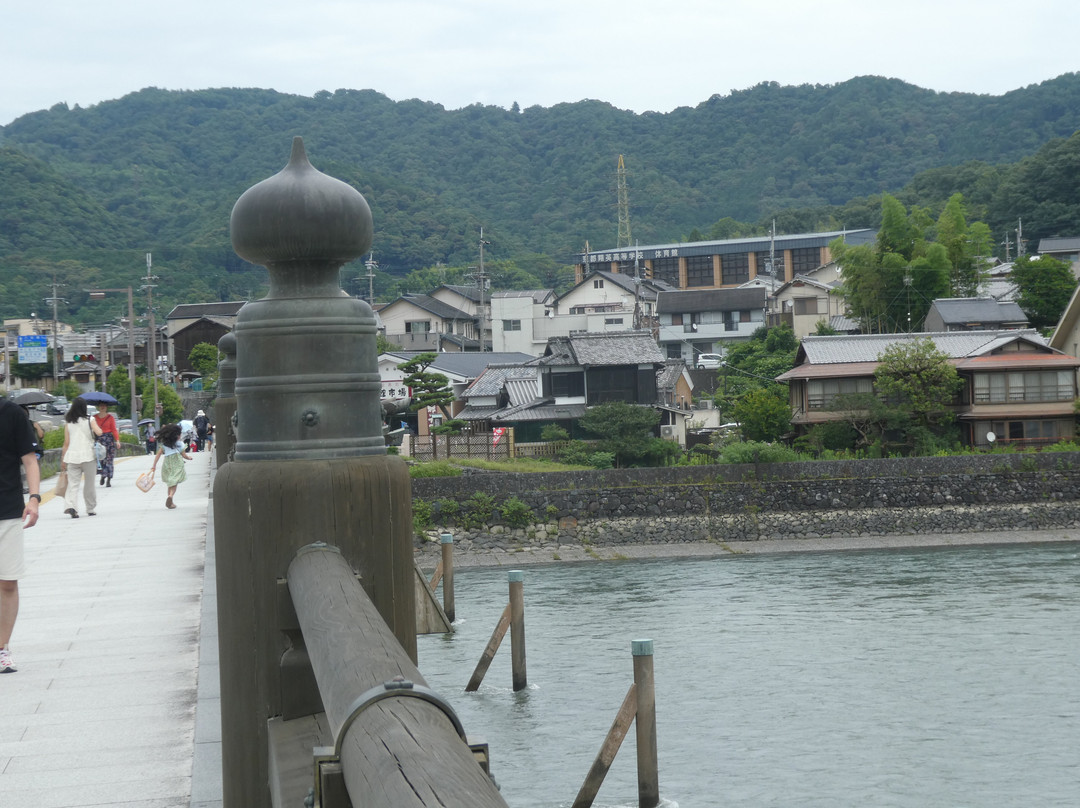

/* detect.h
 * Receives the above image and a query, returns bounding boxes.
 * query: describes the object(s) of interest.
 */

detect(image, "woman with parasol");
[79,392,121,488]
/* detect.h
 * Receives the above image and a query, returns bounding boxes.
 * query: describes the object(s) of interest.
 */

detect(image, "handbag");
[54,469,69,497]
[91,420,107,463]
[136,470,156,493]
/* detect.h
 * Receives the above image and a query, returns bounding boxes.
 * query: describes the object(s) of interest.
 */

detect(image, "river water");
[416,542,1080,807]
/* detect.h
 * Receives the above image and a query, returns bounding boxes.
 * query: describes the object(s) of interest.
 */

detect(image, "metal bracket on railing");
[334,676,467,755]
[311,676,479,808]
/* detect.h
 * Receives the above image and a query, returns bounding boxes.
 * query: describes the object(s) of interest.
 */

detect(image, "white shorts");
[0,518,26,580]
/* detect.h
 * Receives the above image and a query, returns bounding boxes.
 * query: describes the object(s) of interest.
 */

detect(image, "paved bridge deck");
[1,449,221,808]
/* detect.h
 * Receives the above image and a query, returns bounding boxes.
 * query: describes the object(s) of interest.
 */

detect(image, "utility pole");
[1017,218,1026,257]
[474,227,490,352]
[364,252,378,303]
[616,155,632,248]
[1002,230,1013,263]
[43,279,66,389]
[142,253,161,427]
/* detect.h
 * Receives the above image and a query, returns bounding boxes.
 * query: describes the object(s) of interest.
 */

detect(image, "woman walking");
[93,403,120,487]
[150,423,192,509]
[61,398,103,518]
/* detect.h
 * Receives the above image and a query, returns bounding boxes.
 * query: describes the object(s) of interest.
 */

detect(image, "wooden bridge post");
[441,532,456,622]
[509,570,527,692]
[213,331,236,468]
[632,639,659,808]
[213,137,415,808]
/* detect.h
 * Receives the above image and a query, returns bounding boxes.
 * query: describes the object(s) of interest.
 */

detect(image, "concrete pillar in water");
[213,137,414,808]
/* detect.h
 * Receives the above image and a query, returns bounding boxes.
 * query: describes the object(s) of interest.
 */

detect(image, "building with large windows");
[574,229,875,289]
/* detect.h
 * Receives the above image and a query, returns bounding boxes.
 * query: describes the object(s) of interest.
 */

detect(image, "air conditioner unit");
[660,425,677,440]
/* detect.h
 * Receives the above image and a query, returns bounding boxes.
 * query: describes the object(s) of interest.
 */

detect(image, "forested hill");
[2,74,1080,321]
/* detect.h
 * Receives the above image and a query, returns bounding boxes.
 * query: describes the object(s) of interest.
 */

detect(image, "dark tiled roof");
[1038,237,1080,253]
[394,294,473,321]
[656,287,767,314]
[166,301,246,320]
[930,298,1028,325]
[540,331,665,367]
[439,285,483,303]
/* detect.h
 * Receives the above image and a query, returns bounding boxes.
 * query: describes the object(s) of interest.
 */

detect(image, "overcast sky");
[3,0,1077,127]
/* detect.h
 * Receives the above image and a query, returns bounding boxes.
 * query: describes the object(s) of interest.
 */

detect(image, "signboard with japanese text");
[17,335,48,364]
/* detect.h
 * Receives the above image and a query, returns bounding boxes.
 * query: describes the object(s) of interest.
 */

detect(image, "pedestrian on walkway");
[93,402,120,487]
[144,421,157,455]
[150,423,192,509]
[193,410,210,451]
[1,396,41,673]
[61,398,103,518]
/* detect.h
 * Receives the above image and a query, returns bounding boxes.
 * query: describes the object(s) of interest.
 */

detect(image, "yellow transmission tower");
[616,154,632,248]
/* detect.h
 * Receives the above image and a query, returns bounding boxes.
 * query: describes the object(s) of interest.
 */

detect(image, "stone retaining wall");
[412,452,1080,551]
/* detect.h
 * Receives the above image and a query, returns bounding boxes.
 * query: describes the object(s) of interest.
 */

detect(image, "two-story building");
[923,298,1029,332]
[656,287,767,364]
[575,229,875,289]
[458,331,685,441]
[777,330,1080,448]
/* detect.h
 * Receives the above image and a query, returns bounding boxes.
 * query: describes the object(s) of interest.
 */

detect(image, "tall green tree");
[713,324,798,420]
[1010,255,1077,331]
[188,342,223,390]
[732,387,791,442]
[874,338,961,449]
[578,401,663,468]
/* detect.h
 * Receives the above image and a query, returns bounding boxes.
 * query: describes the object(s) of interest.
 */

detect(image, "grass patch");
[451,458,593,473]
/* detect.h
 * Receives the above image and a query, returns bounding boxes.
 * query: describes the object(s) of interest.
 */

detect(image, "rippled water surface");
[417,542,1080,807]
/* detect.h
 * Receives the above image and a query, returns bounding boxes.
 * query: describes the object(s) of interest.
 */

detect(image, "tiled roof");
[439,285,483,303]
[491,290,555,303]
[656,287,766,314]
[393,294,472,321]
[656,359,687,391]
[799,330,1048,365]
[383,351,534,380]
[1038,237,1080,253]
[930,298,1028,325]
[166,301,246,320]
[541,330,665,366]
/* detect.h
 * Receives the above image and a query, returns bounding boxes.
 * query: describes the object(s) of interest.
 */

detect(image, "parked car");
[696,353,724,369]
[117,418,135,435]
[46,397,69,415]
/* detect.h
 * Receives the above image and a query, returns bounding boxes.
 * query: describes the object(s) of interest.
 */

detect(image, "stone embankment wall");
[412,452,1080,551]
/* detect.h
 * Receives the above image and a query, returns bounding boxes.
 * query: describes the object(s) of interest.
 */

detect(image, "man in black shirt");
[0,397,41,673]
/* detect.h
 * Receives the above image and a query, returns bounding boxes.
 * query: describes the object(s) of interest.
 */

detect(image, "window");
[651,257,679,286]
[793,297,820,316]
[973,370,1073,403]
[666,343,683,359]
[721,252,749,285]
[404,320,430,333]
[605,317,624,325]
[593,279,604,289]
[807,378,874,409]
[984,419,1069,444]
[685,256,714,287]
[791,247,821,274]
[756,252,784,277]
[550,371,585,398]
[503,319,521,331]
[671,313,683,326]
[587,367,638,404]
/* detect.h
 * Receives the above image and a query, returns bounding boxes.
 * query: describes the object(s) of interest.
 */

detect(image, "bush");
[558,440,592,466]
[43,429,65,450]
[717,441,805,465]
[413,498,433,533]
[500,497,534,528]
[588,451,615,469]
[435,498,459,523]
[540,424,569,442]
[462,491,496,529]
[409,461,462,478]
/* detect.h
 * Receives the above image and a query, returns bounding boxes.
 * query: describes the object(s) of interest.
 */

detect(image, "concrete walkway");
[0,449,222,808]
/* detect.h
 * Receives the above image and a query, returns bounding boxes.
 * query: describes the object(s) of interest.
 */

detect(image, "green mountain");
[2,75,1080,323]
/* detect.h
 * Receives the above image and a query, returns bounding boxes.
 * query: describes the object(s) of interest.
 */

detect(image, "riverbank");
[415,527,1080,570]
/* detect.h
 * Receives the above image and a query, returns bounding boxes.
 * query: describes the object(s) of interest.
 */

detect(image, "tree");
[578,401,662,467]
[188,342,222,389]
[713,324,798,420]
[1010,255,1077,331]
[873,338,961,441]
[732,387,791,442]
[399,353,454,417]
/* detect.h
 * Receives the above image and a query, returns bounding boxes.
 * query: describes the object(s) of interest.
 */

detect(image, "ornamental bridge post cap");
[230,136,373,268]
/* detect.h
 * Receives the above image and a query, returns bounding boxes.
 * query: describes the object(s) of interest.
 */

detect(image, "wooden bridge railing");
[280,543,507,808]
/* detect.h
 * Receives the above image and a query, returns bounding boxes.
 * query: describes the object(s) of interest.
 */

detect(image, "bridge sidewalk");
[0,448,222,807]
